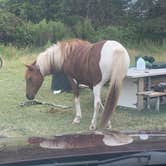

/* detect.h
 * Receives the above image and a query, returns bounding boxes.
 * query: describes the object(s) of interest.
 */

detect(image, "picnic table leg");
[155,96,160,112]
[137,78,144,111]
[147,77,151,109]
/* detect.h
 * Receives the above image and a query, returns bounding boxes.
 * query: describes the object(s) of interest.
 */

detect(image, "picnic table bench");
[118,68,166,111]
[137,91,166,112]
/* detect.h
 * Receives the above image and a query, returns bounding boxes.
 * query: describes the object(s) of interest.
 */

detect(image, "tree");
[129,0,166,42]
[0,9,23,44]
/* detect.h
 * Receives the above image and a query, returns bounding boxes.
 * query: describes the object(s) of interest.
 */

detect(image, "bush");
[1,17,73,47]
[14,23,33,47]
[27,19,74,47]
[94,26,135,44]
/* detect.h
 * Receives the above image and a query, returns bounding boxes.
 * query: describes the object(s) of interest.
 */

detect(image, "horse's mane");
[36,39,90,76]
[36,44,62,75]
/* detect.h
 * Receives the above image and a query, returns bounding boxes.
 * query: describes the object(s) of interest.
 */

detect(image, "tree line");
[0,0,166,47]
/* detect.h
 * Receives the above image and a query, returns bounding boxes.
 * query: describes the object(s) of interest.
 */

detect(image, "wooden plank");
[127,68,166,79]
[149,92,166,97]
[137,91,166,97]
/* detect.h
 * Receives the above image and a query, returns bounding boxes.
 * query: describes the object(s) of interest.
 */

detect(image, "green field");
[0,47,166,138]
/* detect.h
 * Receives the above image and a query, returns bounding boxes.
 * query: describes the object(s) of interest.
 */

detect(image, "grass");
[0,45,166,138]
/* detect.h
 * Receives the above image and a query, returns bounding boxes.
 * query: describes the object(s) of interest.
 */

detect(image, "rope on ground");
[19,100,71,109]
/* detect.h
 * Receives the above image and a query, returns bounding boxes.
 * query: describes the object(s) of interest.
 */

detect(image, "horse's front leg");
[73,96,82,124]
[68,77,82,124]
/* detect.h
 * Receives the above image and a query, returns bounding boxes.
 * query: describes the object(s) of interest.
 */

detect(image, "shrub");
[1,17,73,47]
[24,19,72,47]
[94,26,134,45]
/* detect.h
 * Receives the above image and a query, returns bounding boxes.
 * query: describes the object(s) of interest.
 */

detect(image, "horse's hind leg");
[90,91,104,112]
[89,84,103,130]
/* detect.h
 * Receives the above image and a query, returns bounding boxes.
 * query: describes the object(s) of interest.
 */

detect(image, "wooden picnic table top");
[137,91,166,97]
[127,67,166,79]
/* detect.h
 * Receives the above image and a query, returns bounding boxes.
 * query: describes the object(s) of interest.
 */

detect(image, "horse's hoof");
[89,124,96,131]
[72,116,81,124]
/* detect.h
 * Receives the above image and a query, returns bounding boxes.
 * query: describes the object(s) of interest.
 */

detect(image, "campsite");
[0,0,165,142]
[0,47,165,137]
[1,1,166,165]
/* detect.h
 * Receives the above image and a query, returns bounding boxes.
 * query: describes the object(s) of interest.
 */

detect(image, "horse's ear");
[25,64,33,71]
[32,61,36,65]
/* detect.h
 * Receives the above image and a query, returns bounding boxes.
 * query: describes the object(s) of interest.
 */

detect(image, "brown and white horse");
[25,39,130,130]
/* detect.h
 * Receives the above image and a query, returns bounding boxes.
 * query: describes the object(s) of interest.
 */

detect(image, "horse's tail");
[100,47,130,128]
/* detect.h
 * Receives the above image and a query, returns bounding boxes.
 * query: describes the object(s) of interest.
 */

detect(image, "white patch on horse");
[99,40,129,83]
[99,40,130,128]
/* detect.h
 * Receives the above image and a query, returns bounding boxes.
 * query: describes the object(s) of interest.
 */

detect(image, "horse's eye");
[28,77,32,82]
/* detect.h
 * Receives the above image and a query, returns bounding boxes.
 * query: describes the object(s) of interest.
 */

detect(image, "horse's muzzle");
[26,94,35,100]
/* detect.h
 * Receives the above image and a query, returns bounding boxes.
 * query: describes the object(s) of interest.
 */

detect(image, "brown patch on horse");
[25,62,43,100]
[62,40,106,88]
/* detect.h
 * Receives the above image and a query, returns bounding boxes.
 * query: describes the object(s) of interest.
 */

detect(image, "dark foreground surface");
[1,131,166,166]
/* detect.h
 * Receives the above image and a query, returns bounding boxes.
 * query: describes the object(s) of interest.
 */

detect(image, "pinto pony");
[25,39,130,130]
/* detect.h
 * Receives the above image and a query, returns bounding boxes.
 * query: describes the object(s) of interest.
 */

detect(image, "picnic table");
[118,67,166,111]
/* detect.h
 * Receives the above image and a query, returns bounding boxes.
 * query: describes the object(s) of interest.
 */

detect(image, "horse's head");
[25,63,43,100]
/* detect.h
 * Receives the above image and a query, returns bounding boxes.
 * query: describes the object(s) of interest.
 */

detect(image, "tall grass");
[127,39,166,53]
[0,44,27,59]
[0,44,43,59]
[126,40,166,64]
[1,39,165,64]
